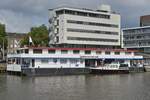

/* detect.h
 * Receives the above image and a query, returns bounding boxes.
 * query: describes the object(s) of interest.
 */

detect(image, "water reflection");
[0,73,150,100]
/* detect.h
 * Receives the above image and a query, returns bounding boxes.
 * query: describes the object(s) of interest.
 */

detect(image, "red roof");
[27,46,138,52]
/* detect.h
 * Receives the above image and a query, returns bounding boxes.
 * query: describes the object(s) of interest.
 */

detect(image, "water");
[1,73,150,100]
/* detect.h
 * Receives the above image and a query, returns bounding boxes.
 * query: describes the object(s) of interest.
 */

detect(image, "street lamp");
[0,36,5,61]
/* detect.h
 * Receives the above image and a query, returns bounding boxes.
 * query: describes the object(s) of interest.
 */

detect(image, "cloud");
[0,0,150,32]
[0,9,47,33]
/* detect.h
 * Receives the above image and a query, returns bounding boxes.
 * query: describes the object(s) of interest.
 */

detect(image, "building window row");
[20,49,131,55]
[67,37,118,42]
[56,9,110,19]
[67,28,118,35]
[123,28,150,35]
[67,20,118,28]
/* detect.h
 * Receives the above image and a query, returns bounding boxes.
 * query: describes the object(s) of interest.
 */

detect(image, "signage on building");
[80,56,98,59]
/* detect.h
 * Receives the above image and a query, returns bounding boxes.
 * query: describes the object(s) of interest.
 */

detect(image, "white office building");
[49,5,121,48]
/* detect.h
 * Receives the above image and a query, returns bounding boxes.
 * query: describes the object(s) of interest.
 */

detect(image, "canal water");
[1,73,150,100]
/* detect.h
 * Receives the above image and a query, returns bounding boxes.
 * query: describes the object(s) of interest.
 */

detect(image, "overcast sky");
[0,0,150,33]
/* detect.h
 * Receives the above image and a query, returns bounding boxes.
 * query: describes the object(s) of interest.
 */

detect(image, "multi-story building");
[122,26,150,52]
[122,24,150,67]
[7,32,27,54]
[140,15,150,27]
[49,5,121,48]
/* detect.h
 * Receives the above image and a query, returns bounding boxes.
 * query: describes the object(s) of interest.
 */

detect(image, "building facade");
[140,15,150,27]
[49,5,121,48]
[122,26,150,53]
[7,32,27,54]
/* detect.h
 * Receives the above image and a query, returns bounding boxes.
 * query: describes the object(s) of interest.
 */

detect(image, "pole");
[2,38,4,60]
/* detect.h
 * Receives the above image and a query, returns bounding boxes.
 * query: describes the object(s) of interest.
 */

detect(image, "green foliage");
[0,23,7,49]
[21,24,49,47]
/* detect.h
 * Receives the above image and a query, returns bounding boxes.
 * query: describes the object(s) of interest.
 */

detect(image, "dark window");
[67,28,118,35]
[41,59,49,64]
[60,59,67,64]
[48,50,56,54]
[67,20,118,28]
[56,10,64,15]
[96,51,102,54]
[63,9,110,19]
[114,52,120,55]
[61,50,68,54]
[25,49,29,54]
[85,50,91,54]
[125,52,131,55]
[33,49,42,54]
[73,50,80,54]
[57,20,59,25]
[17,50,20,54]
[67,37,118,42]
[53,59,58,63]
[105,51,111,55]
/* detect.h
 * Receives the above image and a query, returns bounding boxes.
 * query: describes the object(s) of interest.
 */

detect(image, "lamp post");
[0,36,5,61]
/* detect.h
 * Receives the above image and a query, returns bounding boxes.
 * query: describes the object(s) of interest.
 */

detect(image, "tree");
[0,23,7,60]
[21,24,49,47]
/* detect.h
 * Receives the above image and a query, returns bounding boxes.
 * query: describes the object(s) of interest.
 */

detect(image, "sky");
[0,0,150,33]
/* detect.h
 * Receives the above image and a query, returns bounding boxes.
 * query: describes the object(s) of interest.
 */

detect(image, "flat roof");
[122,25,150,31]
[21,46,138,52]
[49,6,119,15]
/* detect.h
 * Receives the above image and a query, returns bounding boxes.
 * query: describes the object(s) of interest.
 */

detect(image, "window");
[114,52,120,55]
[17,50,20,54]
[73,50,80,54]
[61,50,68,54]
[67,37,118,42]
[105,51,111,55]
[96,51,102,55]
[125,52,131,55]
[85,50,91,54]
[53,59,58,63]
[33,49,42,54]
[67,20,118,28]
[48,50,56,54]
[67,28,118,35]
[60,59,67,64]
[70,59,78,64]
[25,49,29,54]
[64,10,110,19]
[41,59,49,64]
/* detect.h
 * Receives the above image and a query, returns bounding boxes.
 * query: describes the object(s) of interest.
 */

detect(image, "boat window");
[33,49,42,54]
[17,50,21,54]
[41,59,49,64]
[60,59,67,64]
[96,51,101,55]
[85,50,91,54]
[125,52,131,55]
[48,50,56,54]
[25,49,29,54]
[70,59,78,64]
[114,52,120,55]
[16,58,20,64]
[53,59,58,63]
[20,50,23,53]
[61,50,68,54]
[73,50,80,54]
[105,51,111,55]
